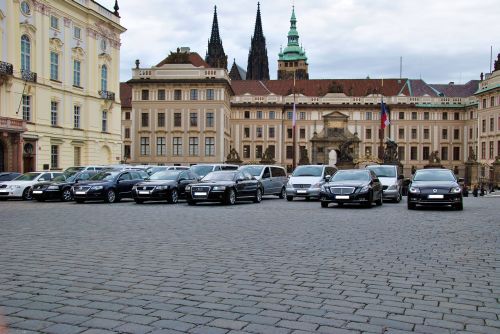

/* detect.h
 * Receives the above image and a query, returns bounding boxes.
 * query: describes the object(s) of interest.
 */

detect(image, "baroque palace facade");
[0,0,125,173]
[122,5,500,185]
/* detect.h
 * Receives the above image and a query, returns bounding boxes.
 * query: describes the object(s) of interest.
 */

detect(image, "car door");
[370,171,382,198]
[116,172,133,197]
[242,171,258,197]
[234,172,248,197]
[260,167,272,194]
[271,167,286,193]
[176,171,192,196]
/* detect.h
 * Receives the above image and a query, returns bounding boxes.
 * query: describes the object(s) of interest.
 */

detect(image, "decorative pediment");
[20,21,37,35]
[72,46,86,59]
[323,111,349,120]
[98,53,112,63]
[50,37,64,51]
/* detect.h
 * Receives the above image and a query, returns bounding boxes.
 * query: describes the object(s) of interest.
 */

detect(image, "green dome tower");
[278,6,309,80]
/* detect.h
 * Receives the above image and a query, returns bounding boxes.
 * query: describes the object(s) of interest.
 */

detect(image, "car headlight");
[387,184,398,190]
[92,186,103,190]
[409,186,420,194]
[360,185,370,193]
[9,185,21,189]
[185,185,191,191]
[450,186,461,193]
[212,186,226,191]
[286,182,293,189]
[48,185,59,190]
[311,182,322,189]
[156,185,168,190]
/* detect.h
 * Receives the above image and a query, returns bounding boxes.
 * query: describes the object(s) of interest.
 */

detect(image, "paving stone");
[43,323,86,334]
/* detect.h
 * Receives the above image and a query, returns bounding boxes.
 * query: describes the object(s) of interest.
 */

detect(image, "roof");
[229,61,247,81]
[156,51,209,68]
[429,80,480,97]
[120,82,132,108]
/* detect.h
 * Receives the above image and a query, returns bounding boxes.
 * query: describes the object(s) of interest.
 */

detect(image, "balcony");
[20,69,37,83]
[0,117,27,133]
[99,90,115,101]
[0,61,13,76]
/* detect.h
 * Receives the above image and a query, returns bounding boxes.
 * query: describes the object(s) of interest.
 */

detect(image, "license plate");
[139,191,150,195]
[75,191,86,195]
[194,192,207,196]
[428,194,444,199]
[297,190,307,194]
[32,190,43,194]
[336,195,350,199]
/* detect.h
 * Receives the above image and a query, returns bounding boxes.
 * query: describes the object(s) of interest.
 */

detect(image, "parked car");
[320,169,383,208]
[64,166,107,173]
[365,164,404,202]
[239,165,288,198]
[286,165,337,201]
[146,165,189,176]
[185,170,263,205]
[407,168,463,210]
[190,164,239,179]
[32,170,98,202]
[0,172,22,181]
[72,170,146,203]
[132,170,199,204]
[0,172,64,200]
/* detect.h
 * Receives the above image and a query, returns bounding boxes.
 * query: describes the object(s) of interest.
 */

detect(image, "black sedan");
[132,170,199,204]
[407,169,463,210]
[320,169,383,208]
[32,171,97,201]
[72,170,146,203]
[185,171,263,205]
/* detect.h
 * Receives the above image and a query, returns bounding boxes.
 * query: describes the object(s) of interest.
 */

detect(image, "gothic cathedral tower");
[246,3,270,80]
[205,6,228,69]
[278,6,309,80]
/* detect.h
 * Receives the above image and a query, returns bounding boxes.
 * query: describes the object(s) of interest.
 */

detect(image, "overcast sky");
[100,0,500,84]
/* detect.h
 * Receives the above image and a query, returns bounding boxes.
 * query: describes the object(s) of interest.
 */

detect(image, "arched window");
[21,35,31,71]
[101,65,107,91]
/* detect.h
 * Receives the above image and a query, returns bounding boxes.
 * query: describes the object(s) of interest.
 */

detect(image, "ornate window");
[22,95,31,121]
[206,112,214,127]
[102,110,108,132]
[205,137,215,156]
[73,60,81,86]
[51,145,59,169]
[50,16,59,30]
[20,1,31,15]
[101,65,108,91]
[74,105,81,129]
[51,101,58,126]
[50,51,59,80]
[21,35,31,71]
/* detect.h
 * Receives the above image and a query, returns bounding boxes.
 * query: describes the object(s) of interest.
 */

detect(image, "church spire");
[246,2,269,80]
[205,5,227,69]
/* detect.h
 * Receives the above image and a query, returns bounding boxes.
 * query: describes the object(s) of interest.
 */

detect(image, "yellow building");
[0,0,126,172]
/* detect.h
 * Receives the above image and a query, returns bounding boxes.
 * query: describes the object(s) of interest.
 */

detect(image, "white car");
[0,172,63,200]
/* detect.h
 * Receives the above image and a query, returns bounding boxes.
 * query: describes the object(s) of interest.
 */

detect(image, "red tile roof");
[156,52,209,68]
[120,82,132,108]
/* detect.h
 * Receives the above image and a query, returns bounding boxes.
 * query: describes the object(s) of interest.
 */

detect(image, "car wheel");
[61,188,73,202]
[321,201,329,208]
[395,191,402,203]
[75,199,85,204]
[407,200,416,210]
[134,199,144,204]
[278,187,286,199]
[305,197,311,201]
[376,192,383,206]
[187,200,196,206]
[286,196,294,201]
[105,189,117,203]
[364,192,373,208]
[22,187,33,201]
[253,188,262,203]
[168,189,179,204]
[225,188,236,205]
[454,201,463,211]
[36,198,45,202]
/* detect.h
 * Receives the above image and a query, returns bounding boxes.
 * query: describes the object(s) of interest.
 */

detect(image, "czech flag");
[381,97,390,129]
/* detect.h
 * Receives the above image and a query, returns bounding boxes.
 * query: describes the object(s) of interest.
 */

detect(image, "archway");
[100,145,112,164]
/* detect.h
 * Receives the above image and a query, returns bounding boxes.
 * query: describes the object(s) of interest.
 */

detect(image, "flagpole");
[379,79,384,160]
[292,71,297,170]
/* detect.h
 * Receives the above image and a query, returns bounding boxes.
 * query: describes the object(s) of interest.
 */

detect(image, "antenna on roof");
[399,56,402,79]
[490,45,493,74]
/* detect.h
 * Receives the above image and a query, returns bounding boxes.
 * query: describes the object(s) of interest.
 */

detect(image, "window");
[453,147,460,161]
[300,128,305,139]
[411,112,417,120]
[173,137,182,156]
[442,129,448,140]
[189,137,199,156]
[300,112,306,120]
[74,26,81,39]
[243,145,250,159]
[287,111,293,120]
[454,112,459,120]
[51,101,58,126]
[410,146,417,160]
[174,90,182,100]
[423,146,430,160]
[399,112,404,120]
[206,112,214,127]
[489,141,494,159]
[21,35,31,71]
[365,128,372,140]
[50,51,59,81]
[125,112,130,120]
[365,146,372,157]
[244,127,250,138]
[256,145,263,159]
[366,112,372,120]
[50,15,59,29]
[453,129,460,140]
[74,105,80,128]
[491,96,495,107]
[157,137,166,156]
[482,119,486,132]
[20,1,31,15]
[269,127,275,138]
[51,145,59,169]
[102,111,108,132]
[124,145,131,159]
[158,89,165,100]
[74,147,81,166]
[286,146,293,159]
[190,113,198,127]
[411,128,417,140]
[269,111,275,119]
[442,112,448,120]
[244,111,250,119]
[490,118,494,132]
[205,137,215,156]
[257,111,263,119]
[287,128,293,139]
[22,95,30,121]
[124,128,130,138]
[101,65,107,91]
[482,99,487,109]
[256,127,263,138]
[424,112,429,120]
[141,90,149,100]
[423,128,429,140]
[469,128,473,140]
[207,89,214,100]
[157,112,165,127]
[190,89,198,100]
[174,113,182,127]
[141,113,149,127]
[140,137,150,155]
[441,147,448,161]
[481,142,486,159]
[268,145,276,159]
[398,146,405,160]
[73,60,81,87]
[398,128,404,140]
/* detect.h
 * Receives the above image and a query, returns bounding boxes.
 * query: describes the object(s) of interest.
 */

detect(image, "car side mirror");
[374,178,380,183]
[398,175,404,180]
[236,177,245,183]
[458,177,464,183]
[325,175,331,182]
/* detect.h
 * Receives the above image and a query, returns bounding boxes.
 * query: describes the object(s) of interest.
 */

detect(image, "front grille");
[0,185,6,189]
[137,186,155,191]
[420,187,449,195]
[74,186,91,192]
[293,184,311,189]
[192,186,210,192]
[330,187,355,195]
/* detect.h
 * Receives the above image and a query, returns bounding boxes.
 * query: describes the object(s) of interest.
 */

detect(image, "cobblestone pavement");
[0,196,498,334]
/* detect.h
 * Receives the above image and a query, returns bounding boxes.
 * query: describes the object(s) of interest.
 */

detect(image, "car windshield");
[331,170,370,182]
[14,172,41,181]
[52,173,72,182]
[292,166,322,177]
[89,172,118,181]
[147,167,167,175]
[150,171,180,181]
[366,166,396,177]
[65,167,85,173]
[413,170,456,182]
[239,166,263,176]
[191,165,214,176]
[202,172,237,182]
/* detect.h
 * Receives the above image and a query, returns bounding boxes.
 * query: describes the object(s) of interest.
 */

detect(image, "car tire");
[134,199,144,204]
[395,192,401,203]
[187,200,196,206]
[407,201,416,210]
[321,201,329,208]
[75,199,85,204]
[454,202,463,211]
[22,187,33,201]
[253,188,262,203]
[61,188,73,202]
[337,202,344,207]
[168,189,179,204]
[286,196,293,201]
[105,189,117,203]
[278,187,286,199]
[375,192,383,206]
[225,188,236,205]
[36,198,45,202]
[363,192,373,208]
